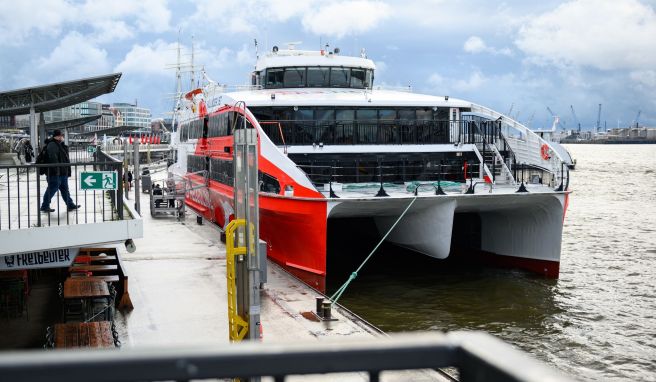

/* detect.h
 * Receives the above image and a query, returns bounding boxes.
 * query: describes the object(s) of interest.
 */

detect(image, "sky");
[1,0,655,130]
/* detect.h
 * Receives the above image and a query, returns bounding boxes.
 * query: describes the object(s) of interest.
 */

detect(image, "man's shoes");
[67,204,81,211]
[40,207,55,213]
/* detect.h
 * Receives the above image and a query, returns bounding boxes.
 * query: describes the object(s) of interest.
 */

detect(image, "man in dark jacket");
[40,129,80,213]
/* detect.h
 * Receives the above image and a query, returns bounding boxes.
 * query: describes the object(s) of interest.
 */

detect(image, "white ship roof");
[220,88,471,109]
[255,49,375,72]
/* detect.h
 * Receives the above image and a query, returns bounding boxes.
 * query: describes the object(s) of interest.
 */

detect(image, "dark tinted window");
[307,67,330,87]
[266,68,284,87]
[259,172,281,194]
[210,158,234,186]
[351,68,366,88]
[283,67,306,87]
[331,68,350,87]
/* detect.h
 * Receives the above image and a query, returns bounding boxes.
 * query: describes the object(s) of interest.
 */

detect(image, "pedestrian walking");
[40,129,80,213]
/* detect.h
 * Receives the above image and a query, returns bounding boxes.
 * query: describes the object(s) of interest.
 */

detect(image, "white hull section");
[327,190,567,264]
[374,199,456,259]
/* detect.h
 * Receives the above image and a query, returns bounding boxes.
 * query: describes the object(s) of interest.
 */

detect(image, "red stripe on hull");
[456,251,560,279]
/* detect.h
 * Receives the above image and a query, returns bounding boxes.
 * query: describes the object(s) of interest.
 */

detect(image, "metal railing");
[0,151,124,231]
[297,160,476,188]
[0,332,572,382]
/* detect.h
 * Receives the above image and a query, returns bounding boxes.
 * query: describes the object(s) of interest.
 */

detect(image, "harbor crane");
[570,105,581,132]
[546,106,566,130]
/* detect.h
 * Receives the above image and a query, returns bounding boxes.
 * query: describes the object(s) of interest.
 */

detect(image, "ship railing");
[0,332,572,382]
[469,104,569,190]
[258,119,485,147]
[297,161,477,193]
[0,150,125,231]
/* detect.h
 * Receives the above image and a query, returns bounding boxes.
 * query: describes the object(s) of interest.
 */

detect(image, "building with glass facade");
[111,103,151,129]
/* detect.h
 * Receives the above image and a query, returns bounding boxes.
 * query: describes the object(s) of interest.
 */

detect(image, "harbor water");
[329,144,656,381]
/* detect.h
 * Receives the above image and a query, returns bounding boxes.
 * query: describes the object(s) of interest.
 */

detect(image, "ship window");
[331,68,350,87]
[259,172,281,194]
[307,67,330,87]
[209,157,234,186]
[283,67,306,87]
[266,68,284,87]
[351,68,366,88]
[316,109,335,143]
[378,109,397,144]
[356,109,377,144]
[365,70,373,88]
[335,109,355,144]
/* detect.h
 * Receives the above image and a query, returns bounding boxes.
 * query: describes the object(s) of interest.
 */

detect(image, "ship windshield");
[264,66,373,89]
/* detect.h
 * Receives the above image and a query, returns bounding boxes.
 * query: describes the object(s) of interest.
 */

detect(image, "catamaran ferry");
[170,44,571,292]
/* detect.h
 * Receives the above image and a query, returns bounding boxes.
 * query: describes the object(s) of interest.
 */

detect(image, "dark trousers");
[41,176,75,209]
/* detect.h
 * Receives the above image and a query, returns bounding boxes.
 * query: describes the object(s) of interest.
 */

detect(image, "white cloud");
[515,0,656,71]
[115,40,243,79]
[236,44,255,65]
[301,1,391,38]
[79,0,171,33]
[92,20,135,43]
[453,70,486,92]
[114,40,176,77]
[0,0,73,45]
[19,32,111,83]
[463,36,512,56]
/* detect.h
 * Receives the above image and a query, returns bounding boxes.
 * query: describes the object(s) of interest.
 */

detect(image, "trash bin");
[141,174,152,193]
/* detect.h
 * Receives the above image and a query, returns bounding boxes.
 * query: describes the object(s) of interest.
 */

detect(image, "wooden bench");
[54,321,116,348]
[74,255,117,264]
[63,279,110,299]
[69,264,118,273]
[82,275,120,283]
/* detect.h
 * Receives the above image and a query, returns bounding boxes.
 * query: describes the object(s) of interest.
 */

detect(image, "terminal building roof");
[0,73,122,116]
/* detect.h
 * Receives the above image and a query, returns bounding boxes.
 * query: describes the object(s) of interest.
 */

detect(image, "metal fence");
[0,332,572,382]
[0,153,123,231]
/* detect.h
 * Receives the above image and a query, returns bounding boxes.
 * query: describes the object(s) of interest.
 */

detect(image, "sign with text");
[80,171,117,190]
[1,248,79,270]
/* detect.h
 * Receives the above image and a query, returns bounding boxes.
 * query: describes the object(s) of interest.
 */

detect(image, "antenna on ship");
[254,38,258,60]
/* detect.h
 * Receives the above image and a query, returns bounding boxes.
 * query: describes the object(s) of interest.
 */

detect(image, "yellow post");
[225,219,249,342]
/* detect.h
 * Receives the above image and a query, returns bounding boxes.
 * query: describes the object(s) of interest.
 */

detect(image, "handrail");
[469,104,569,189]
[0,332,572,382]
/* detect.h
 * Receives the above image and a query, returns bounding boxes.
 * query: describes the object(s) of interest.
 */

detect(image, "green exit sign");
[80,171,118,190]
[87,146,96,153]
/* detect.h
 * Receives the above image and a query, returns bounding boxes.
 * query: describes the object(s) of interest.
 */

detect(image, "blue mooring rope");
[329,196,418,305]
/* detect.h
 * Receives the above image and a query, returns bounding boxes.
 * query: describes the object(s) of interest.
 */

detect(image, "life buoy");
[540,144,551,160]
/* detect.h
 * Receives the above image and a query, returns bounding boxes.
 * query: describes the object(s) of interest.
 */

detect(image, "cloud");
[79,0,171,34]
[115,40,243,79]
[301,1,391,38]
[515,0,656,71]
[453,70,486,92]
[114,40,177,77]
[16,32,111,84]
[0,0,73,45]
[463,36,512,56]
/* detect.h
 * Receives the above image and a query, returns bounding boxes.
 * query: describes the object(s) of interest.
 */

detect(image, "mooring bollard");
[315,297,324,317]
[321,301,332,320]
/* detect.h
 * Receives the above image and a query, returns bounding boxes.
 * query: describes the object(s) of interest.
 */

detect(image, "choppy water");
[331,145,656,381]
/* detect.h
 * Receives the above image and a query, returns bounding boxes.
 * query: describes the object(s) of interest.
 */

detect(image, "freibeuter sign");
[1,248,79,270]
